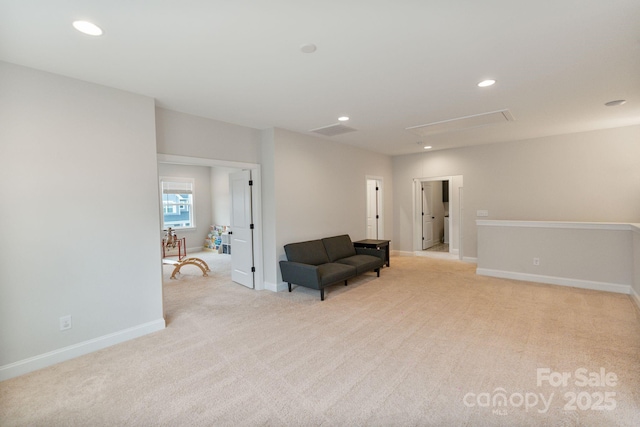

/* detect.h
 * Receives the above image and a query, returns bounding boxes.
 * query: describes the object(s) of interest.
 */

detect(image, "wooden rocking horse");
[162,227,210,279]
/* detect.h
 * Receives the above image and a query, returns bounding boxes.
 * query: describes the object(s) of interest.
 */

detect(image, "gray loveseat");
[280,234,385,300]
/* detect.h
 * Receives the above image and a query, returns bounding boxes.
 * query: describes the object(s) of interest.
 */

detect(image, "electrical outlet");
[533,258,540,266]
[59,315,72,331]
[477,210,489,217]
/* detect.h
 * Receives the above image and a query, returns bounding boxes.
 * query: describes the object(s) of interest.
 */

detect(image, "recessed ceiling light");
[338,116,349,122]
[605,99,626,107]
[73,20,103,36]
[300,43,317,53]
[423,146,432,150]
[477,79,496,88]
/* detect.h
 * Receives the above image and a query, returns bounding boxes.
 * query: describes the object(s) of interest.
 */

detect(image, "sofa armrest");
[355,246,385,262]
[279,261,322,289]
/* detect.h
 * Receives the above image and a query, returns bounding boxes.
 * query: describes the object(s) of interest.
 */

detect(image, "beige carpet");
[1,253,639,426]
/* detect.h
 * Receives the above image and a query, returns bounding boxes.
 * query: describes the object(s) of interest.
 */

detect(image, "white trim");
[476,268,631,295]
[250,167,264,291]
[631,287,640,311]
[413,251,477,263]
[458,187,464,261]
[414,175,453,182]
[415,250,458,260]
[413,177,450,252]
[265,281,288,293]
[158,153,256,170]
[0,319,165,381]
[160,176,195,230]
[476,220,634,231]
[412,176,463,260]
[264,281,278,292]
[156,153,264,291]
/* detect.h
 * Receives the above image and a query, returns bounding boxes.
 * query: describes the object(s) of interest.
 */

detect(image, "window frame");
[160,177,195,230]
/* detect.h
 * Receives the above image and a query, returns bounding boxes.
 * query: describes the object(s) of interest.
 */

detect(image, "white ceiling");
[1,1,639,156]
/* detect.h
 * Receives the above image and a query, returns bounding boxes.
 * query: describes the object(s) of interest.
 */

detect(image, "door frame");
[413,175,463,260]
[421,182,434,250]
[157,154,264,290]
[365,175,384,239]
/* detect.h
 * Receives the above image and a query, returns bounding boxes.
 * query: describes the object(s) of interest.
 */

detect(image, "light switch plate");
[477,210,489,217]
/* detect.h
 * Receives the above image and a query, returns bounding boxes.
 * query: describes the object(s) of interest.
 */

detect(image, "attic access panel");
[406,109,515,137]
[309,123,357,137]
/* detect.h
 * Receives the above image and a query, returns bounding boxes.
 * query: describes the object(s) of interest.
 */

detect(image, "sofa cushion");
[284,239,330,266]
[336,254,384,275]
[322,235,356,262]
[317,263,356,285]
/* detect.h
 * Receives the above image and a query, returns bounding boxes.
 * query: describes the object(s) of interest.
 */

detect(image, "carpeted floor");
[1,253,639,426]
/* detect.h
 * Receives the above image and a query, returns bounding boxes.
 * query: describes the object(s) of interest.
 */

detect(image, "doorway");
[413,175,463,260]
[157,154,264,290]
[366,176,384,239]
[421,182,435,249]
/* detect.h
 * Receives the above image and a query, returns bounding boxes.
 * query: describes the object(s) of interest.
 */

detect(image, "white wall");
[158,163,212,251]
[211,167,236,226]
[155,107,262,163]
[6,60,635,380]
[633,225,640,308]
[263,128,394,289]
[260,129,278,288]
[0,62,164,379]
[393,125,640,258]
[477,221,634,294]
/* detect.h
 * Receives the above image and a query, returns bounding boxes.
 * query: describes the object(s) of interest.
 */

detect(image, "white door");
[366,179,379,239]
[422,183,434,249]
[229,170,254,288]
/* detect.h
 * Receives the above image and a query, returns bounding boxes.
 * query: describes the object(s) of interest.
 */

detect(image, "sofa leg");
[344,280,348,286]
[288,282,292,292]
[376,268,380,277]
[320,289,325,301]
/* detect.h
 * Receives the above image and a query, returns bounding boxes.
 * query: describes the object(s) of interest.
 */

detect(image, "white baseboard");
[476,268,631,295]
[393,250,476,263]
[415,251,457,260]
[264,280,278,292]
[264,281,288,293]
[632,287,640,311]
[0,318,166,382]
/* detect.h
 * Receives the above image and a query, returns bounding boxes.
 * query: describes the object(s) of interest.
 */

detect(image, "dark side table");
[353,239,390,267]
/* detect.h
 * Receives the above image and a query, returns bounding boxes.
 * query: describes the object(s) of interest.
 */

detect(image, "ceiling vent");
[406,109,515,137]
[309,123,357,137]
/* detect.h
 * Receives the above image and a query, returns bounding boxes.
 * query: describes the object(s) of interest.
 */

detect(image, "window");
[160,177,195,229]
